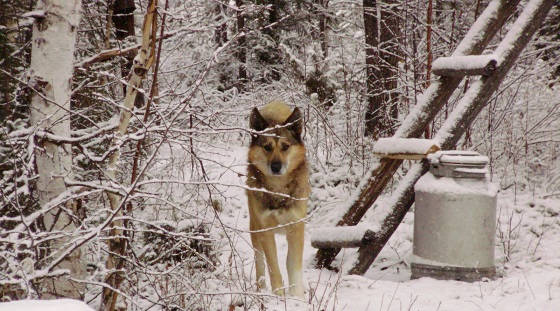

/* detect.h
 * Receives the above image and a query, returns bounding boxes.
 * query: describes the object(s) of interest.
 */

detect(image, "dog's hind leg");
[259,231,285,295]
[286,222,305,298]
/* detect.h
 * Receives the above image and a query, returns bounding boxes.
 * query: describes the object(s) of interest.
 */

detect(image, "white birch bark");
[28,0,84,299]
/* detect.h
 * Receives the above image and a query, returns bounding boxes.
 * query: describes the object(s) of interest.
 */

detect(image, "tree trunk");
[318,0,328,59]
[214,0,228,47]
[364,0,400,138]
[100,1,158,309]
[425,0,433,138]
[29,0,84,299]
[262,0,282,82]
[112,0,136,96]
[235,0,247,85]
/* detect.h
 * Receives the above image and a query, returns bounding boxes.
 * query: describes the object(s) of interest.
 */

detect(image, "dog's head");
[248,106,305,176]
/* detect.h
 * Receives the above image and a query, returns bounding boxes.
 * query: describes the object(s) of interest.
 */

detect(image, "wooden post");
[100,1,158,309]
[314,0,521,269]
[349,0,554,275]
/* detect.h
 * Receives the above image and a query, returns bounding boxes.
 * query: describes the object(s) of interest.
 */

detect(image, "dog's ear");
[284,107,303,141]
[250,107,268,133]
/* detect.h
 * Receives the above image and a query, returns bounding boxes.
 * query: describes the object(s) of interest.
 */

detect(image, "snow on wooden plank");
[311,225,377,249]
[432,54,498,77]
[372,138,440,160]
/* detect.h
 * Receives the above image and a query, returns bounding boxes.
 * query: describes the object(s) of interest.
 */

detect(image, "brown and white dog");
[246,101,310,298]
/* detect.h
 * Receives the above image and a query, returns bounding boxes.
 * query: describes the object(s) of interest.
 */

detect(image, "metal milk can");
[411,150,497,281]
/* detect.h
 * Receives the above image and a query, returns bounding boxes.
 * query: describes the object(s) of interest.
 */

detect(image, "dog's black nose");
[270,161,282,174]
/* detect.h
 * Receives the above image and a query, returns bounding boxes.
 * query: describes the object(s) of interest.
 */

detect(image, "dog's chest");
[260,180,295,210]
[261,204,302,227]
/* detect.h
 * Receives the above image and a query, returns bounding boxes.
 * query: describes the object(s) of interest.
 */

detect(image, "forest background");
[0,0,559,310]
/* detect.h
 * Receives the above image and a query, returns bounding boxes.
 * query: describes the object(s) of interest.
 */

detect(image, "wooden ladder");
[312,0,555,275]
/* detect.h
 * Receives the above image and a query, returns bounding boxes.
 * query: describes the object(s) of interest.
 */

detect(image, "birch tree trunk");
[28,0,84,299]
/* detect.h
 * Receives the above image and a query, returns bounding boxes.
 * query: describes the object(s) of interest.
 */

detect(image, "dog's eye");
[264,145,272,152]
[281,143,290,151]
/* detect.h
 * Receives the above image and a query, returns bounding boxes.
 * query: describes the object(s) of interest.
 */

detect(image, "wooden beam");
[432,55,498,77]
[348,0,555,275]
[311,226,377,249]
[372,138,440,160]
[314,0,521,270]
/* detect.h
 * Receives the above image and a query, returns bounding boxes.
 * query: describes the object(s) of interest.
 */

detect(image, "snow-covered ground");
[6,142,557,311]
[0,299,94,311]
[206,143,560,311]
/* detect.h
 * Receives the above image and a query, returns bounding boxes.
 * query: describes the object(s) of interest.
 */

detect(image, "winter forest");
[1,0,559,310]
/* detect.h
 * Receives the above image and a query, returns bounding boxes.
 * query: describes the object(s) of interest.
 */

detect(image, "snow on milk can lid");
[428,150,489,178]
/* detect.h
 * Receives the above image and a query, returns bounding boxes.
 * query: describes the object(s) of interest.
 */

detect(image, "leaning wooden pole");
[315,0,521,269]
[100,1,157,310]
[348,0,555,275]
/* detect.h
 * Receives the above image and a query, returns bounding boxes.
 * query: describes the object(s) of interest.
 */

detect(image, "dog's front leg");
[259,231,285,295]
[286,222,305,298]
[250,230,266,291]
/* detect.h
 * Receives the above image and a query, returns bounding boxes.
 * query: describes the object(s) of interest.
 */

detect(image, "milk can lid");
[429,150,489,166]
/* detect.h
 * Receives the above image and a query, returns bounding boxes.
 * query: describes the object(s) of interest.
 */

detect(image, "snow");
[369,162,427,234]
[415,171,497,196]
[452,0,501,56]
[287,192,560,311]
[5,137,558,311]
[494,0,548,65]
[0,299,94,311]
[432,54,498,71]
[438,154,488,165]
[311,224,378,245]
[433,78,485,145]
[372,138,440,156]
[428,150,489,165]
[21,10,46,19]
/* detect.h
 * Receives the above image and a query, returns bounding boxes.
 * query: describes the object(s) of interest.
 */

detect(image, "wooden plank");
[348,0,554,275]
[314,0,521,270]
[432,55,498,77]
[311,226,377,248]
[372,153,427,160]
[372,138,440,160]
